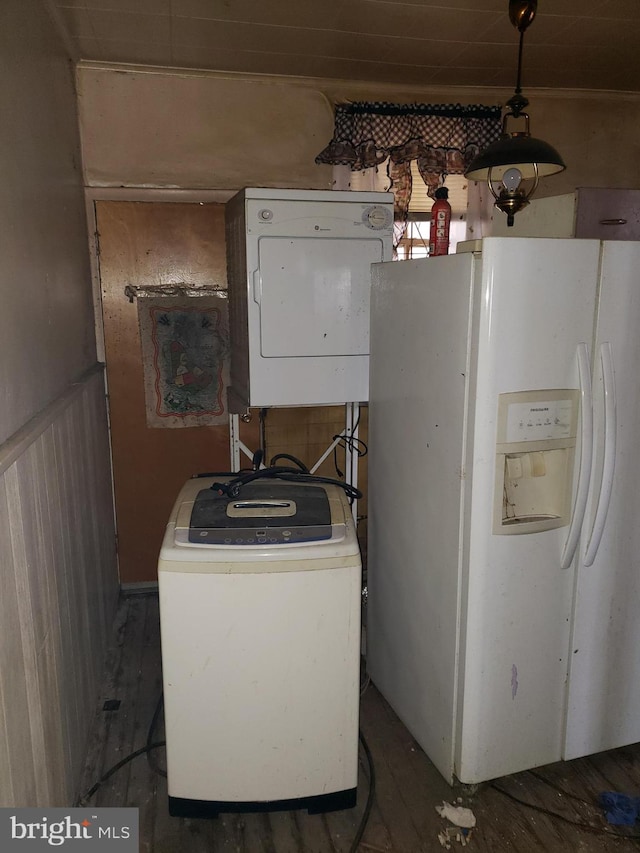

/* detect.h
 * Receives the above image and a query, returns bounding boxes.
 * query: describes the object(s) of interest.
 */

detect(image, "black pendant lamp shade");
[464,127,565,183]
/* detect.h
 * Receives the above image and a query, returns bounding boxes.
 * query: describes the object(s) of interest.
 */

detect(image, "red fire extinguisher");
[429,186,451,257]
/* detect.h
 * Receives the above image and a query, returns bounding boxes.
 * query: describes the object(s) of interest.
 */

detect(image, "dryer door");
[256,236,384,357]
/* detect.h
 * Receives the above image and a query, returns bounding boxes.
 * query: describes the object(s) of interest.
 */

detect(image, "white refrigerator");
[367,237,640,784]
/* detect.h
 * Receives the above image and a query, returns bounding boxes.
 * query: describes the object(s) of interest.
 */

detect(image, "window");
[395,219,467,260]
[340,161,469,258]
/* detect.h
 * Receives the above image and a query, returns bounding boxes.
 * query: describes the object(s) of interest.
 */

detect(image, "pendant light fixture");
[464,0,565,226]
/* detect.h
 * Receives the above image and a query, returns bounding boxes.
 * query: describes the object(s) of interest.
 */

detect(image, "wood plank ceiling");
[48,0,640,92]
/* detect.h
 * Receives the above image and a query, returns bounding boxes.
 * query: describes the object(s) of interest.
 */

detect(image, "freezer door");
[368,240,605,785]
[367,251,477,783]
[564,241,640,759]
[455,237,600,784]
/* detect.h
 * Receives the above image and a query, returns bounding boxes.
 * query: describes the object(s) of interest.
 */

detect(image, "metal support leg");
[229,413,241,472]
[345,402,360,523]
[229,412,261,471]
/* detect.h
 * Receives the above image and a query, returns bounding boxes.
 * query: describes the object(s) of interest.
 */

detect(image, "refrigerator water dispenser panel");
[493,389,580,535]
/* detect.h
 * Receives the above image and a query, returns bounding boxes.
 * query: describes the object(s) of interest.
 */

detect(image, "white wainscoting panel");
[0,365,119,806]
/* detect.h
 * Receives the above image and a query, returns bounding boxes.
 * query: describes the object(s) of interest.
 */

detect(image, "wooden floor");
[78,593,640,852]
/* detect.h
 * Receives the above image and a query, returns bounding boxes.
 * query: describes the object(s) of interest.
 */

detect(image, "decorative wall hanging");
[132,286,229,429]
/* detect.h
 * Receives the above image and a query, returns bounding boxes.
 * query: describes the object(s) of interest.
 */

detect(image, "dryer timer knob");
[363,205,392,230]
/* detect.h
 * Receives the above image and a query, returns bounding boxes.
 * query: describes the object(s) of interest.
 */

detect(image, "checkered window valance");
[315,101,501,181]
[316,101,501,246]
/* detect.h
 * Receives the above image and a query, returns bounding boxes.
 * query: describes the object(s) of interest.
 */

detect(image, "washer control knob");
[258,208,273,221]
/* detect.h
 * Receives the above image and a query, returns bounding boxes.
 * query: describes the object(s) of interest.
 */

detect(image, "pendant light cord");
[515,28,525,95]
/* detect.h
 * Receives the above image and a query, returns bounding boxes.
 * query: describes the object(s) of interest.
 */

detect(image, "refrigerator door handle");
[584,342,617,567]
[561,343,593,570]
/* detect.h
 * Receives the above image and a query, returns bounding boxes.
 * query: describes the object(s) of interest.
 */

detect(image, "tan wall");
[516,94,640,198]
[77,64,640,196]
[77,69,334,190]
[0,0,119,806]
[1,2,97,446]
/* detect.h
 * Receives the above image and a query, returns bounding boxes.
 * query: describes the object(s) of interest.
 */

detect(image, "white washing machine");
[158,475,362,817]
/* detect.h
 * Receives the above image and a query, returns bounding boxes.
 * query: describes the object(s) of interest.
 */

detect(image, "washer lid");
[189,482,333,545]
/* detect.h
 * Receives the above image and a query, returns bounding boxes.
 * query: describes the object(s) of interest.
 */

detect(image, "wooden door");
[96,201,258,584]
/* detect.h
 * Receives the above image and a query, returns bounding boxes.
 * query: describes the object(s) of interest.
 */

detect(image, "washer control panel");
[187,483,334,545]
[190,525,331,545]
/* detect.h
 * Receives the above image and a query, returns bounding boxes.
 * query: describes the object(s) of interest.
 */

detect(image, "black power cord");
[490,781,640,841]
[75,741,166,807]
[76,689,168,805]
[332,432,367,479]
[330,404,366,480]
[146,693,167,779]
[350,730,376,853]
[211,464,362,502]
[269,453,309,472]
[528,768,601,808]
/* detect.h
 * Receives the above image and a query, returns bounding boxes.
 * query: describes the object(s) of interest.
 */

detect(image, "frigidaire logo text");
[10,815,131,846]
